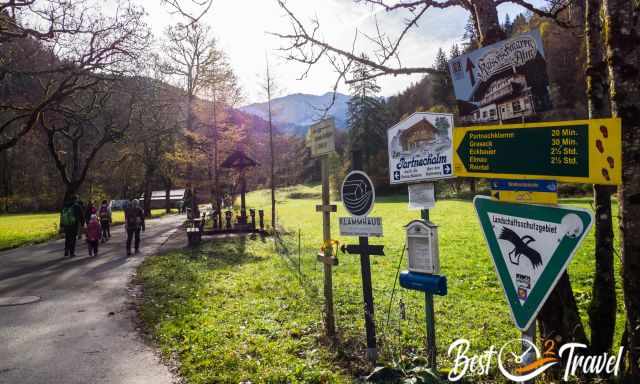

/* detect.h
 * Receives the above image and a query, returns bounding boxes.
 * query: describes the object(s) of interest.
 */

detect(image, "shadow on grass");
[188,236,264,269]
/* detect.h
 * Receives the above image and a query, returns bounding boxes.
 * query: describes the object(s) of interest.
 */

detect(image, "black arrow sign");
[341,243,385,256]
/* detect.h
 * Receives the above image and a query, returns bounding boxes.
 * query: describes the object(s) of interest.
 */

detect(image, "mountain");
[240,92,350,135]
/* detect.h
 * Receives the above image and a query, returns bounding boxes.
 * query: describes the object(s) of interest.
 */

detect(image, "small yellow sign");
[453,118,622,185]
[491,190,558,205]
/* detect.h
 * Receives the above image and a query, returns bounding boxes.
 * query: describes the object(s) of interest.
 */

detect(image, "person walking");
[60,196,83,258]
[124,199,145,256]
[98,199,112,242]
[85,201,95,226]
[86,214,102,257]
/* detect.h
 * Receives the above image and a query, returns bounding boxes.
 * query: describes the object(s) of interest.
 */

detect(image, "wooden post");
[359,235,378,362]
[352,150,378,363]
[320,155,336,340]
[240,168,247,224]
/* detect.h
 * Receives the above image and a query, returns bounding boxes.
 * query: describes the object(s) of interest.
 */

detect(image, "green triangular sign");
[473,196,593,331]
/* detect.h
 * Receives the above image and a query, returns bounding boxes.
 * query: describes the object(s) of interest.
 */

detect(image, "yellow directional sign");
[453,118,622,185]
[491,190,558,205]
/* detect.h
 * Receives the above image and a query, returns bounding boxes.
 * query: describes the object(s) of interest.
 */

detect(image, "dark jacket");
[124,206,145,230]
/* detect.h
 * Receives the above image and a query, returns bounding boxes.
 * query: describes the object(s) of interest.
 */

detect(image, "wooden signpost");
[308,118,338,340]
[340,152,384,363]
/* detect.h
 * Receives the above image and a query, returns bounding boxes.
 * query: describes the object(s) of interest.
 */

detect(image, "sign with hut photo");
[387,112,454,184]
[448,29,552,124]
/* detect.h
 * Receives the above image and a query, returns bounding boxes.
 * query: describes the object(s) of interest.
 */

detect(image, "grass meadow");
[138,185,624,383]
[0,209,174,250]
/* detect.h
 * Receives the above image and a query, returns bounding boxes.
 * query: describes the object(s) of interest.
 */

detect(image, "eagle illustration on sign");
[499,227,543,269]
[474,196,593,330]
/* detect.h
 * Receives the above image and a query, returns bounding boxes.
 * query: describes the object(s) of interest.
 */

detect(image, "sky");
[143,0,548,104]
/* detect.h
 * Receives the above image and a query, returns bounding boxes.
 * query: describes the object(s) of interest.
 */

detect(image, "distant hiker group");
[60,196,145,258]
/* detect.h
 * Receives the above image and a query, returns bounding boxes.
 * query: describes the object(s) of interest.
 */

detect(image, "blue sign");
[399,271,447,296]
[490,179,557,192]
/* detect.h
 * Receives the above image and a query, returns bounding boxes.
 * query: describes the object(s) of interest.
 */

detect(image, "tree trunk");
[538,273,590,374]
[602,0,640,380]
[0,149,10,213]
[63,182,81,206]
[164,178,172,213]
[590,185,617,353]
[143,177,152,218]
[585,0,616,356]
[186,93,197,214]
[471,0,505,46]
[266,61,277,230]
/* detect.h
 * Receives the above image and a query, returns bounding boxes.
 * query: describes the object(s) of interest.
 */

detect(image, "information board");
[387,112,454,184]
[453,118,621,185]
[307,118,336,158]
[447,29,552,124]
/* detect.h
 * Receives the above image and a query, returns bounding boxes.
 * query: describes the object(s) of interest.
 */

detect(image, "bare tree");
[160,0,213,25]
[262,55,279,230]
[601,0,640,380]
[0,0,150,151]
[583,0,616,358]
[1,0,78,42]
[40,81,137,203]
[160,21,218,215]
[202,45,241,224]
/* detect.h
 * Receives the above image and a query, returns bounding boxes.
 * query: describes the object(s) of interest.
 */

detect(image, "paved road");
[0,214,186,384]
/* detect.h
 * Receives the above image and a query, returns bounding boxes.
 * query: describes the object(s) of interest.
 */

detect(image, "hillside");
[240,92,349,135]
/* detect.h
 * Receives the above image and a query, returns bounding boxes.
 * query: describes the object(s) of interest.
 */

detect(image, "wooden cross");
[341,236,384,363]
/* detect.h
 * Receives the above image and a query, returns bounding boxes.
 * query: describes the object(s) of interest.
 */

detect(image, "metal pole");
[425,293,436,370]
[522,321,536,384]
[421,208,437,370]
[321,156,336,340]
[359,235,378,363]
[298,228,302,276]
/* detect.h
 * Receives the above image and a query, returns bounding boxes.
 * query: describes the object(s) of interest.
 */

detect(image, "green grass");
[138,185,624,383]
[139,239,348,383]
[0,209,176,250]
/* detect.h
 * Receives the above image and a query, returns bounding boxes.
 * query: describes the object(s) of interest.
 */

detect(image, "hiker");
[85,201,95,226]
[124,199,145,256]
[86,214,102,257]
[60,196,83,258]
[98,199,112,242]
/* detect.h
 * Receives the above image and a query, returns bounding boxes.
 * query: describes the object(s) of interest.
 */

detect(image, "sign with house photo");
[448,29,552,124]
[388,112,454,184]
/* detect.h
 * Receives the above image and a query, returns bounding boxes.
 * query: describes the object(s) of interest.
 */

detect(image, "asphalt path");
[0,214,186,384]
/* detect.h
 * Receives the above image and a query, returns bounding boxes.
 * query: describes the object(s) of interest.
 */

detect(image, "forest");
[0,0,304,214]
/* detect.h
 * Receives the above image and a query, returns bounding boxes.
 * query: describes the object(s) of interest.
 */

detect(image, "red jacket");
[86,219,102,242]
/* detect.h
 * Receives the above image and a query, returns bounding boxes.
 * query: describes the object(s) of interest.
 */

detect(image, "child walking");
[86,214,102,257]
